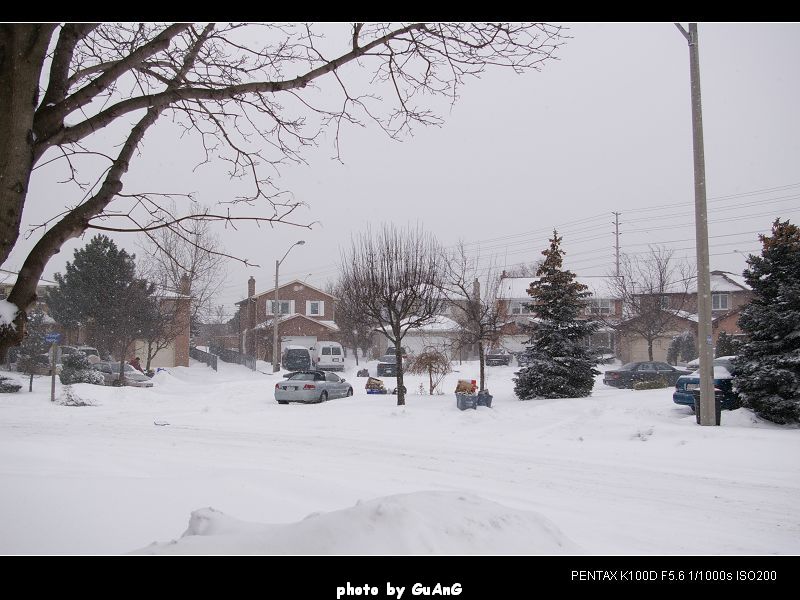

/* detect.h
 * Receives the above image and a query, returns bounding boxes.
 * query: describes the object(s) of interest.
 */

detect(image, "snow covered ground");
[0,358,797,555]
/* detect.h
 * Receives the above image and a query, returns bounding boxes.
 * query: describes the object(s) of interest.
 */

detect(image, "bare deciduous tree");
[138,203,226,323]
[0,22,567,360]
[330,280,377,366]
[338,224,446,405]
[443,242,506,392]
[407,348,452,395]
[610,247,696,361]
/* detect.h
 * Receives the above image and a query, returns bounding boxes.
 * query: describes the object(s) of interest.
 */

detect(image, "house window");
[586,298,612,315]
[510,302,534,315]
[307,300,324,316]
[269,300,291,315]
[660,295,670,310]
[712,293,730,311]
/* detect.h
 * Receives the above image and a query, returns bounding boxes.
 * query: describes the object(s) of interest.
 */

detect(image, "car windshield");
[108,362,136,373]
[287,372,320,381]
[618,363,638,371]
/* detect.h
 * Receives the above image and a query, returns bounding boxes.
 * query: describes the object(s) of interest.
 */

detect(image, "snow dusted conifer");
[733,219,800,424]
[513,231,600,399]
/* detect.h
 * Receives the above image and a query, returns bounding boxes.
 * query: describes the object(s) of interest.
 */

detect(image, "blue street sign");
[45,333,61,343]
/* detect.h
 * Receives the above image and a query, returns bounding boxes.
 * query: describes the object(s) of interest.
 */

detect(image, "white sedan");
[274,370,353,404]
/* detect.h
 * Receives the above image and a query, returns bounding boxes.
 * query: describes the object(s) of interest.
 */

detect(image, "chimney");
[179,274,191,296]
[248,276,256,298]
[473,278,481,301]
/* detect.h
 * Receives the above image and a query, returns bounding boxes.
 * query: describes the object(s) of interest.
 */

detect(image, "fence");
[209,345,257,371]
[189,347,218,371]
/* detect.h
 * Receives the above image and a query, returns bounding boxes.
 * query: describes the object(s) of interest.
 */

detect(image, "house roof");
[664,270,751,294]
[497,275,622,300]
[406,315,463,333]
[242,279,336,304]
[254,312,339,332]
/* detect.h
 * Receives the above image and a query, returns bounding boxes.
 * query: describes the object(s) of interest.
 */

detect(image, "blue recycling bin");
[476,390,493,408]
[456,393,477,410]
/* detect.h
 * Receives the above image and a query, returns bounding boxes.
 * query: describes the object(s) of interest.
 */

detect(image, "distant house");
[371,314,466,361]
[494,274,623,354]
[615,270,752,363]
[236,277,340,361]
[132,276,192,369]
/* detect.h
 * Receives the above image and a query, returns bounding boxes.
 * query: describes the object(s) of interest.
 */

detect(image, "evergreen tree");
[46,235,161,381]
[715,331,741,358]
[733,219,800,424]
[666,336,680,365]
[514,231,600,399]
[678,331,697,363]
[16,308,51,391]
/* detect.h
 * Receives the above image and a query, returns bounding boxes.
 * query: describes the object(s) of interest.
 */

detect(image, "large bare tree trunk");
[0,25,56,266]
[478,340,486,392]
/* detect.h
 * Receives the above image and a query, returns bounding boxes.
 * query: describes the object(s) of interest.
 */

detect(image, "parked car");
[76,346,100,358]
[385,346,408,357]
[673,356,740,411]
[281,345,312,371]
[513,351,531,367]
[485,349,512,366]
[376,353,404,377]
[92,361,154,388]
[603,361,691,389]
[274,370,353,404]
[311,341,345,371]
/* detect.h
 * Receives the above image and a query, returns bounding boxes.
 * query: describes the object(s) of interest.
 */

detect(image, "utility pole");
[676,22,717,426]
[612,212,621,277]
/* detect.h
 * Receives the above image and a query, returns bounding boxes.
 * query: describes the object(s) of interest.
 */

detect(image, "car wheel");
[346,387,353,397]
[318,391,328,403]
[278,400,288,405]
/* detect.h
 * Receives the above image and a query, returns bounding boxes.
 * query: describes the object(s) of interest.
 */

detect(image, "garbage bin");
[693,392,721,425]
[476,390,493,408]
[456,392,477,410]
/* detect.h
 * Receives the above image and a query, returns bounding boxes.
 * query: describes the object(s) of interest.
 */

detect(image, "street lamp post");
[273,240,305,372]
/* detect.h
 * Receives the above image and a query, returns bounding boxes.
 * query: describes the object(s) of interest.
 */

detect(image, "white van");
[311,341,345,371]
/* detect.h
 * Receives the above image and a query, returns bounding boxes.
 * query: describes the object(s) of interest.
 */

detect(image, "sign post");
[45,333,61,402]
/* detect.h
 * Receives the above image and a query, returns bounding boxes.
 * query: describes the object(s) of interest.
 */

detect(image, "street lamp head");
[296,240,306,246]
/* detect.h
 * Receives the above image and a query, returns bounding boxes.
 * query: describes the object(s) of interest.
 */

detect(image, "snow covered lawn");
[0,359,797,555]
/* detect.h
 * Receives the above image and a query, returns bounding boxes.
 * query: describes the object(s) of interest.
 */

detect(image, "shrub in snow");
[59,352,104,385]
[633,377,669,390]
[733,219,800,424]
[0,375,22,393]
[514,231,600,400]
[57,385,94,406]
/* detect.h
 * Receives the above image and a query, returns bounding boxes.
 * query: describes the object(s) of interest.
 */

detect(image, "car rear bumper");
[275,390,319,403]
[672,391,695,406]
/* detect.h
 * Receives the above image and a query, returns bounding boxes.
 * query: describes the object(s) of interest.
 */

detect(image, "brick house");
[132,276,191,368]
[236,277,340,361]
[615,271,753,363]
[495,274,624,353]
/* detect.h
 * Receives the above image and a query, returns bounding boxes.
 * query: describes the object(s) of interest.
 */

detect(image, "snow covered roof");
[497,275,622,300]
[673,271,751,294]
[256,313,339,331]
[406,315,463,333]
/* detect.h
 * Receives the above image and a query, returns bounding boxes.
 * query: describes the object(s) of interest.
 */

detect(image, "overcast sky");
[5,22,800,319]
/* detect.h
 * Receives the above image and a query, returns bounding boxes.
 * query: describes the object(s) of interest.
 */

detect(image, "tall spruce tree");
[733,219,800,424]
[715,331,741,358]
[514,231,600,399]
[46,235,161,382]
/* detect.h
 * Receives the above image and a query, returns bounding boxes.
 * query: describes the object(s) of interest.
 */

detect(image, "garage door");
[281,336,317,355]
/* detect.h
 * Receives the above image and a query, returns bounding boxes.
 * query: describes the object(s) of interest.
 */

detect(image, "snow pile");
[0,299,18,327]
[133,491,582,555]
